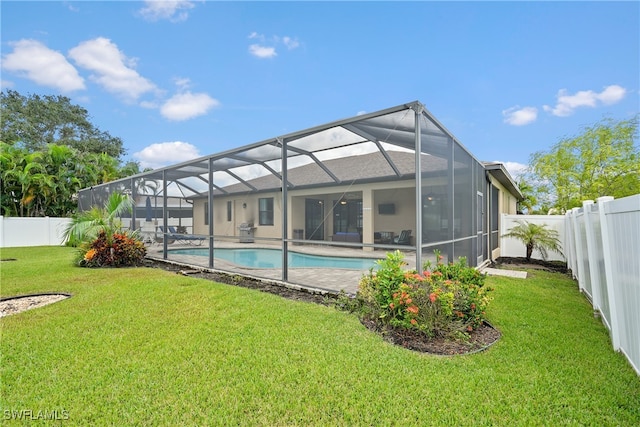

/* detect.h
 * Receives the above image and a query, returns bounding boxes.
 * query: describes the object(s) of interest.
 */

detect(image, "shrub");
[79,230,146,268]
[356,250,493,339]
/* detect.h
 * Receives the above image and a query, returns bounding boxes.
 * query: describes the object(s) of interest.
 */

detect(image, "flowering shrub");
[79,230,146,268]
[356,250,492,339]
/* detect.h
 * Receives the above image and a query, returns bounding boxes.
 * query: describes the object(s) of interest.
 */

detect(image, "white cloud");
[173,77,191,90]
[282,36,300,50]
[502,106,538,126]
[249,44,277,59]
[138,0,196,22]
[543,85,626,117]
[1,39,85,92]
[160,91,220,121]
[68,37,156,102]
[248,32,300,58]
[597,84,626,105]
[499,161,528,181]
[133,141,201,169]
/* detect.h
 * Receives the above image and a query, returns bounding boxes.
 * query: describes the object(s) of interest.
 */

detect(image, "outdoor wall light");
[242,203,247,208]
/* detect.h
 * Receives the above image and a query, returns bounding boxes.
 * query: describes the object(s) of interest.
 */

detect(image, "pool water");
[170,247,380,270]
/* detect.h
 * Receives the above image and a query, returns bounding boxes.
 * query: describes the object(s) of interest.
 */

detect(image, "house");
[78,101,522,291]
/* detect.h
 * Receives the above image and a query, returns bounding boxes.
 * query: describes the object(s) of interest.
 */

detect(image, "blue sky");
[2,1,638,177]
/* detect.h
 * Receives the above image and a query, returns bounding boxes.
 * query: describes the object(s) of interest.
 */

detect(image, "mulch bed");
[144,258,501,355]
[361,318,501,355]
[494,257,568,274]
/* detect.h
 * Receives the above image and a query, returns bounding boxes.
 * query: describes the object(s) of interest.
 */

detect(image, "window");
[259,197,274,225]
[227,201,232,222]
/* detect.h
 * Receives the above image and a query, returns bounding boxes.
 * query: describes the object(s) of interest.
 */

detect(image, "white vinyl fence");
[0,216,192,248]
[565,195,640,376]
[0,216,71,248]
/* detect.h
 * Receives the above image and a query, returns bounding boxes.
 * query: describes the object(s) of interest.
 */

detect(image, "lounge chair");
[159,226,206,246]
[393,229,412,245]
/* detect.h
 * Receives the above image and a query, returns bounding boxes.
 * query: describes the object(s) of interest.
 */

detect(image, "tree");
[503,220,563,262]
[1,90,125,158]
[0,142,138,217]
[62,192,135,247]
[529,116,639,211]
[62,192,146,267]
[516,178,537,214]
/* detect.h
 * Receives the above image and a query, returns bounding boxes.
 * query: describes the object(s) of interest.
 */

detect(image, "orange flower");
[84,249,97,261]
[406,305,419,314]
[410,319,417,325]
[389,303,395,309]
[429,293,437,303]
[470,303,476,310]
[405,298,412,304]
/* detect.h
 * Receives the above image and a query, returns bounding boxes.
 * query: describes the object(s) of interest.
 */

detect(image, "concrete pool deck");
[146,241,417,295]
[146,241,528,295]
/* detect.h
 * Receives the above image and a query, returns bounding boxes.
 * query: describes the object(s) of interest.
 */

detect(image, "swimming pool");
[169,247,380,270]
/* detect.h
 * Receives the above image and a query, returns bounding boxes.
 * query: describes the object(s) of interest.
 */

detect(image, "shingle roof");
[210,150,449,196]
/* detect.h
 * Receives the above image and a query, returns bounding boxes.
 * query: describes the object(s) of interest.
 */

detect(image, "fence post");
[564,210,576,278]
[597,196,620,350]
[582,201,603,312]
[570,207,585,290]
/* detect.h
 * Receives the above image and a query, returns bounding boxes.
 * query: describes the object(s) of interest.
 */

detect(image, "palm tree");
[516,178,537,214]
[62,192,135,247]
[503,220,563,262]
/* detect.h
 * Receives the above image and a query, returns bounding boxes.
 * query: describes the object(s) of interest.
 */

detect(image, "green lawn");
[1,246,638,426]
